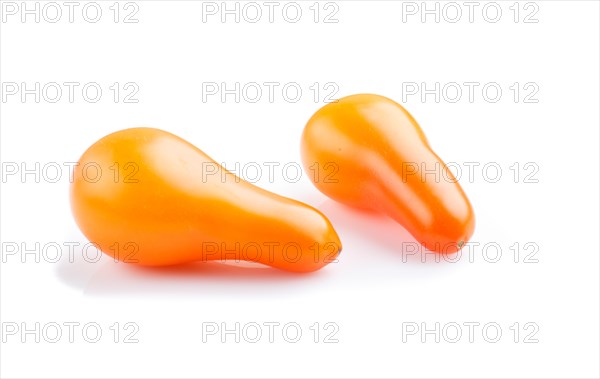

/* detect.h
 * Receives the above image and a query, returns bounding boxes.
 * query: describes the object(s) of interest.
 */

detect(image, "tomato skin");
[301,94,475,253]
[70,127,341,272]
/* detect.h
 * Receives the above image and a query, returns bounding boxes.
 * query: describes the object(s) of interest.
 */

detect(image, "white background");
[1,1,599,378]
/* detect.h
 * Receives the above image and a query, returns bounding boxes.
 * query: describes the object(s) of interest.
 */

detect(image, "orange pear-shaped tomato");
[301,94,475,253]
[70,127,341,272]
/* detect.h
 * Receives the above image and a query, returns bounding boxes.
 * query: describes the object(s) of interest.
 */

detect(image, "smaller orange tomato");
[301,94,475,253]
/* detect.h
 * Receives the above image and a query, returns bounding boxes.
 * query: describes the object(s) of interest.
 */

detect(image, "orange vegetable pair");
[70,94,474,272]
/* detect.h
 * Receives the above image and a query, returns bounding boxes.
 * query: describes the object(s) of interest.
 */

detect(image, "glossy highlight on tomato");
[301,94,475,253]
[70,127,342,272]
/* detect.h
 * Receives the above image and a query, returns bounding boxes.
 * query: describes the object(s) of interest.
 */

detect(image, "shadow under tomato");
[55,250,332,297]
[317,199,412,256]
